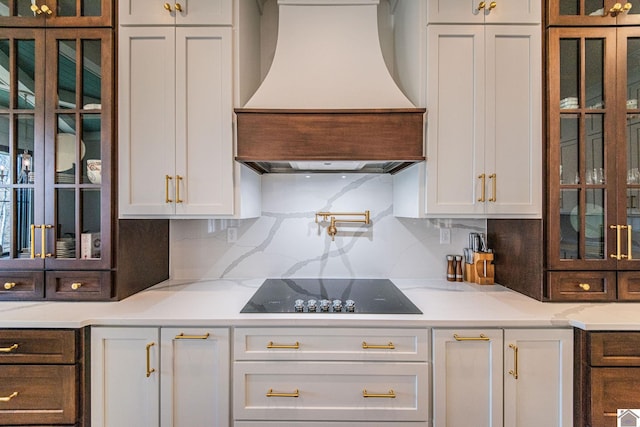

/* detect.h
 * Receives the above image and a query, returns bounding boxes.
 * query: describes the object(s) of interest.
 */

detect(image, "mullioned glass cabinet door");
[0,0,112,27]
[548,0,640,26]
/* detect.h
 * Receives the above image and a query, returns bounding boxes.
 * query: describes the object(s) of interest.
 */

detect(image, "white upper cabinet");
[118,0,232,26]
[427,0,541,24]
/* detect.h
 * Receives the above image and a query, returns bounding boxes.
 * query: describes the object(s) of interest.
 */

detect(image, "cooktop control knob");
[307,299,318,312]
[319,299,331,312]
[345,299,356,312]
[332,299,343,312]
[294,299,305,312]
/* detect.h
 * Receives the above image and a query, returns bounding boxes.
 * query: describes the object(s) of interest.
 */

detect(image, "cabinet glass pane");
[16,39,35,110]
[81,188,100,259]
[58,0,77,17]
[56,114,80,183]
[586,39,604,109]
[628,188,640,258]
[16,115,34,184]
[82,39,101,108]
[82,114,100,185]
[0,39,7,109]
[628,0,640,16]
[58,40,76,109]
[560,39,580,108]
[82,0,101,17]
[0,115,8,258]
[57,0,102,17]
[14,188,33,258]
[560,189,580,259]
[585,114,605,183]
[585,188,605,259]
[628,38,640,109]
[55,188,75,258]
[560,114,580,184]
[559,1,605,17]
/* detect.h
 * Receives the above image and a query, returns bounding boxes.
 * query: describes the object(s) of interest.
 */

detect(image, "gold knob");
[71,282,82,290]
[624,2,633,12]
[164,2,172,12]
[175,3,183,12]
[40,4,52,15]
[578,283,591,291]
[30,4,42,14]
[3,282,15,290]
[488,1,497,10]
[610,2,623,15]
[477,1,486,10]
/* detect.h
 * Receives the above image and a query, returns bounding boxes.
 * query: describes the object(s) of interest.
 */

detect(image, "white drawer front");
[234,328,429,361]
[235,422,430,426]
[234,361,429,422]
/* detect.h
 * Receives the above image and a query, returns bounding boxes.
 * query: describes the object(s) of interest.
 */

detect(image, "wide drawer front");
[46,270,112,301]
[589,367,640,427]
[234,361,428,422]
[546,271,616,301]
[0,329,76,364]
[0,365,77,425]
[589,332,640,366]
[234,328,429,361]
[0,271,45,300]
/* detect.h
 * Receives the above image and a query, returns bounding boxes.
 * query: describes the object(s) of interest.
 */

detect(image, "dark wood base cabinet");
[0,328,87,426]
[575,329,640,427]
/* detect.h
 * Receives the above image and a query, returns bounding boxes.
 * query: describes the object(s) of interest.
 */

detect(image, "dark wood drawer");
[0,330,76,364]
[590,332,640,366]
[546,271,616,301]
[0,365,76,425]
[0,272,44,300]
[618,271,640,301]
[46,271,112,301]
[589,367,640,427]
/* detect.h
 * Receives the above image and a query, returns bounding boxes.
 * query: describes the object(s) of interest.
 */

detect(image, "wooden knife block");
[464,252,495,285]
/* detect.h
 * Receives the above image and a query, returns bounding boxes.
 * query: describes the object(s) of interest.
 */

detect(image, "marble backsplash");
[170,173,486,280]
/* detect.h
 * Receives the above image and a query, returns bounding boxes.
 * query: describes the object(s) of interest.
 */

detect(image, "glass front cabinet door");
[548,25,640,300]
[549,0,640,26]
[0,17,112,299]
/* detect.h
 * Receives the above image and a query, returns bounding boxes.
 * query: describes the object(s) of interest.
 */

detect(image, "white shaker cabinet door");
[432,329,503,427]
[503,329,573,427]
[91,327,160,427]
[427,0,540,24]
[119,0,232,26]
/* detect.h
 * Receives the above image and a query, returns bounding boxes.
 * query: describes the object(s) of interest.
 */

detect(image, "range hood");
[235,0,426,174]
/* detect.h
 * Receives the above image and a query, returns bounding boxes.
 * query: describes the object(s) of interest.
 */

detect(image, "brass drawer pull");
[175,332,210,340]
[165,175,173,203]
[578,283,591,291]
[508,344,519,379]
[266,388,299,398]
[267,341,299,349]
[362,341,395,350]
[3,282,16,290]
[71,282,82,290]
[478,174,486,202]
[146,342,156,377]
[363,389,396,398]
[0,391,18,402]
[453,333,490,341]
[176,175,183,203]
[0,344,18,353]
[488,173,496,202]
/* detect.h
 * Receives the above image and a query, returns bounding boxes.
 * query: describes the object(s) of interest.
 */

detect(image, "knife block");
[464,252,495,285]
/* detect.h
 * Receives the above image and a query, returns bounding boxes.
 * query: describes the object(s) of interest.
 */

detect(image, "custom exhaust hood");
[235,0,426,174]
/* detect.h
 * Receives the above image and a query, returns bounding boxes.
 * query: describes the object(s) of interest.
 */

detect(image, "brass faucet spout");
[315,210,370,240]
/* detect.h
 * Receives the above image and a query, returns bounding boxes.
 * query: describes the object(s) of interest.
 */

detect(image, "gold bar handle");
[0,344,18,353]
[508,343,519,379]
[165,175,173,203]
[30,224,37,258]
[266,388,299,398]
[175,332,210,340]
[628,225,633,260]
[176,175,183,203]
[363,389,396,398]
[0,391,18,402]
[362,341,395,350]
[146,342,156,377]
[453,333,490,341]
[478,174,486,202]
[488,173,496,202]
[267,341,300,349]
[610,225,622,260]
[41,224,47,259]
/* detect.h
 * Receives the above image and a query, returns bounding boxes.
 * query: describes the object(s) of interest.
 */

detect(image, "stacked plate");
[560,97,579,109]
[56,172,75,184]
[56,238,75,258]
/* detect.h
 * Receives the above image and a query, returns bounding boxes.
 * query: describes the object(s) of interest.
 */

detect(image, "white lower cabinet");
[233,327,430,425]
[91,326,230,427]
[433,328,573,427]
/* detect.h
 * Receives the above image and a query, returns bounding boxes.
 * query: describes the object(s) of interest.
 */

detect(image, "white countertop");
[0,278,636,330]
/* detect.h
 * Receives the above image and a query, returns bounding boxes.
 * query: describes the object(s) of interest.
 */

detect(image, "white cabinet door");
[91,327,160,427]
[160,328,230,427]
[174,27,234,215]
[432,329,503,427]
[503,329,573,427]
[427,0,540,24]
[119,0,232,26]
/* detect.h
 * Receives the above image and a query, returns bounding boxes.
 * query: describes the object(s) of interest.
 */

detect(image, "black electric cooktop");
[240,278,422,314]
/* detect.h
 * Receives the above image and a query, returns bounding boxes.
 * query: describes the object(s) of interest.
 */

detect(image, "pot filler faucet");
[315,211,370,241]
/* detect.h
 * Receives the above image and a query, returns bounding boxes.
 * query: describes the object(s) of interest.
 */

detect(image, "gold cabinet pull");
[164,2,172,12]
[508,343,519,379]
[624,2,633,13]
[30,4,42,14]
[478,174,486,202]
[610,225,622,260]
[610,2,623,15]
[362,341,395,350]
[628,225,633,260]
[145,342,156,377]
[363,389,396,398]
[266,388,299,398]
[30,224,36,258]
[453,333,490,341]
[0,344,18,353]
[176,175,183,203]
[40,4,52,15]
[488,173,496,202]
[175,3,183,12]
[42,224,53,258]
[175,332,210,340]
[0,391,18,402]
[267,341,300,349]
[477,1,487,10]
[3,282,15,290]
[488,1,497,10]
[165,175,173,203]
[71,282,82,290]
[578,283,591,291]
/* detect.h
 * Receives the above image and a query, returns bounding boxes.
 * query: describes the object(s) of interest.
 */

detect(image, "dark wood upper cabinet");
[548,0,640,26]
[0,0,112,27]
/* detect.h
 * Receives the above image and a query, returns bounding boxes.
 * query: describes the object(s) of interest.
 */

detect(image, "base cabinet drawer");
[589,367,640,427]
[0,364,77,425]
[234,361,428,422]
